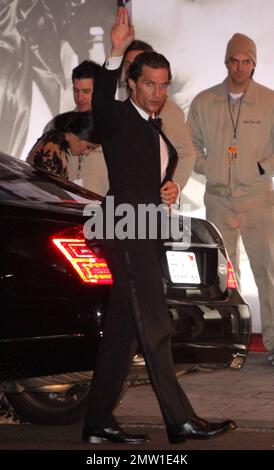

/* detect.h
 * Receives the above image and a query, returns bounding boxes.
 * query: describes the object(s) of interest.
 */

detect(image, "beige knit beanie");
[225,33,257,65]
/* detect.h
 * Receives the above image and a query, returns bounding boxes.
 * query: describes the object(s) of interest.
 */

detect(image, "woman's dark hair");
[53,111,99,143]
[128,51,172,82]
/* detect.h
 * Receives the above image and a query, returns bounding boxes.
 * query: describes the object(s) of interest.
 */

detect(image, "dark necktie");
[148,117,162,130]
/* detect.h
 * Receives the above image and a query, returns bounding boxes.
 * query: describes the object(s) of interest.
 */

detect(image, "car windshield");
[0,153,102,205]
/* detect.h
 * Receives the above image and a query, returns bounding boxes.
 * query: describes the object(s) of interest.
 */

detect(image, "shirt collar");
[130,99,151,121]
[222,78,255,104]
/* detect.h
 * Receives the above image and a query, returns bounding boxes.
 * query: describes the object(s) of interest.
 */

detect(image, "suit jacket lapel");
[126,100,161,183]
[148,121,161,181]
[126,100,177,185]
[159,128,178,185]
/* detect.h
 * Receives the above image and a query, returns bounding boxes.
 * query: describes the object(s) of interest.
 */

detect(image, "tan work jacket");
[187,78,274,196]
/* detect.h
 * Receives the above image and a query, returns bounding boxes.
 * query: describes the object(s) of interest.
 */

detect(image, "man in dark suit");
[82,6,236,445]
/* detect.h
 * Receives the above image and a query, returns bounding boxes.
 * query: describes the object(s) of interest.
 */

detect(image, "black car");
[0,153,251,424]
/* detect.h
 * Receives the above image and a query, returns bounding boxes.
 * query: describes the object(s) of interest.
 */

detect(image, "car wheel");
[6,382,90,425]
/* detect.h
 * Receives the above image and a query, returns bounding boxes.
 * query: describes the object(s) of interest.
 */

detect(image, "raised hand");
[110,7,134,56]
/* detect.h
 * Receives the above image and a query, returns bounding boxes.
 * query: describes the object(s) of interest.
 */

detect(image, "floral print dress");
[26,130,69,179]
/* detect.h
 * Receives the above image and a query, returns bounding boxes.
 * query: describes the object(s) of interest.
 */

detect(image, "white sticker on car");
[166,251,201,284]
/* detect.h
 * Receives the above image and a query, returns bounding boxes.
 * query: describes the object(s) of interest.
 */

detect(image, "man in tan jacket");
[187,33,274,359]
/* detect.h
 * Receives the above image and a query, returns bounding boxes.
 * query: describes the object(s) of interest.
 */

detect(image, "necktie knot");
[149,117,162,130]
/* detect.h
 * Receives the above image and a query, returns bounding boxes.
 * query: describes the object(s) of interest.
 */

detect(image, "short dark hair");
[53,111,99,143]
[128,52,172,82]
[124,39,154,56]
[122,40,154,74]
[72,60,101,82]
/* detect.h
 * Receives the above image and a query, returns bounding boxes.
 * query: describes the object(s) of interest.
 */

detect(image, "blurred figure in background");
[0,0,65,157]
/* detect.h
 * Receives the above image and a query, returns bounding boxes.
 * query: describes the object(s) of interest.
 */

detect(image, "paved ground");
[1,352,274,431]
[116,352,274,431]
[1,352,274,455]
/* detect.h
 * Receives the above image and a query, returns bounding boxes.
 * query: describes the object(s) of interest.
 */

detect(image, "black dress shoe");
[168,416,236,444]
[82,426,150,444]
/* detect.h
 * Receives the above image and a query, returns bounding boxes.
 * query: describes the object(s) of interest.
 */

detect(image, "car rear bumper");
[168,290,251,369]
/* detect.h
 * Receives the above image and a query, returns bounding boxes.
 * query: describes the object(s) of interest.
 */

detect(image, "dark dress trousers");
[84,65,195,432]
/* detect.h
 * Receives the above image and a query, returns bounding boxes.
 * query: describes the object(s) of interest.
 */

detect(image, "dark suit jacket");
[93,65,178,243]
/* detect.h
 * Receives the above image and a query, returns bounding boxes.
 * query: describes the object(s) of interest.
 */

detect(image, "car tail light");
[52,227,113,285]
[227,258,238,289]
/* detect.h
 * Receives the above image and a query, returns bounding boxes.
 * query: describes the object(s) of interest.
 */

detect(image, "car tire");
[6,383,90,425]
